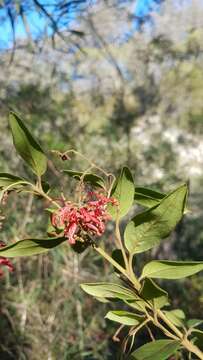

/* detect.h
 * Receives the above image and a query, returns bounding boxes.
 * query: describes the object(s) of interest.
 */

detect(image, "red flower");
[51,192,117,245]
[0,242,14,277]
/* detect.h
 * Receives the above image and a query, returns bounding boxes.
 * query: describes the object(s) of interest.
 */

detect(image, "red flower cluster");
[51,192,117,244]
[0,242,14,277]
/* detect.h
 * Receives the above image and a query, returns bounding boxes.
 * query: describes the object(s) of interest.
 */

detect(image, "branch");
[33,0,85,53]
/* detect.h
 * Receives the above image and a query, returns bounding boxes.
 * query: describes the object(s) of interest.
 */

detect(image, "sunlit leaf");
[0,237,66,257]
[80,283,136,301]
[9,111,47,176]
[134,187,166,208]
[124,184,187,254]
[129,339,181,360]
[108,166,134,219]
[163,309,185,327]
[141,260,203,280]
[105,310,144,326]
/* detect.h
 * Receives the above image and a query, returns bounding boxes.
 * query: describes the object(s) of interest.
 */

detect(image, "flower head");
[51,192,117,245]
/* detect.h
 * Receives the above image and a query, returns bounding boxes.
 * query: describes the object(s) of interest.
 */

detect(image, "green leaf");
[125,298,147,312]
[141,260,203,280]
[0,173,28,189]
[129,339,181,360]
[187,319,203,329]
[105,310,144,326]
[108,167,134,219]
[134,187,166,208]
[140,278,169,309]
[0,237,66,257]
[95,297,109,304]
[191,330,203,350]
[63,170,105,188]
[124,184,188,254]
[9,111,47,176]
[80,283,136,301]
[163,309,185,328]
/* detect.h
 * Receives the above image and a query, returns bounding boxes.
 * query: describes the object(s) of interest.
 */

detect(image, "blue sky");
[0,0,160,49]
[135,0,161,17]
[0,8,46,48]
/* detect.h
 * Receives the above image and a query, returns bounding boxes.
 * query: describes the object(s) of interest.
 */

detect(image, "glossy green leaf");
[80,283,136,301]
[130,339,181,360]
[124,184,187,254]
[108,166,134,219]
[163,309,185,327]
[141,260,203,280]
[105,310,144,326]
[134,187,166,208]
[0,237,66,257]
[0,173,28,189]
[9,111,47,176]
[63,170,105,188]
[140,278,169,309]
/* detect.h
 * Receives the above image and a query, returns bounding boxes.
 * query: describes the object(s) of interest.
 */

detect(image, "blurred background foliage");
[0,0,203,359]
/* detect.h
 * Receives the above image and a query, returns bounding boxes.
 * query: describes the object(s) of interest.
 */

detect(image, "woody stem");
[94,246,203,360]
